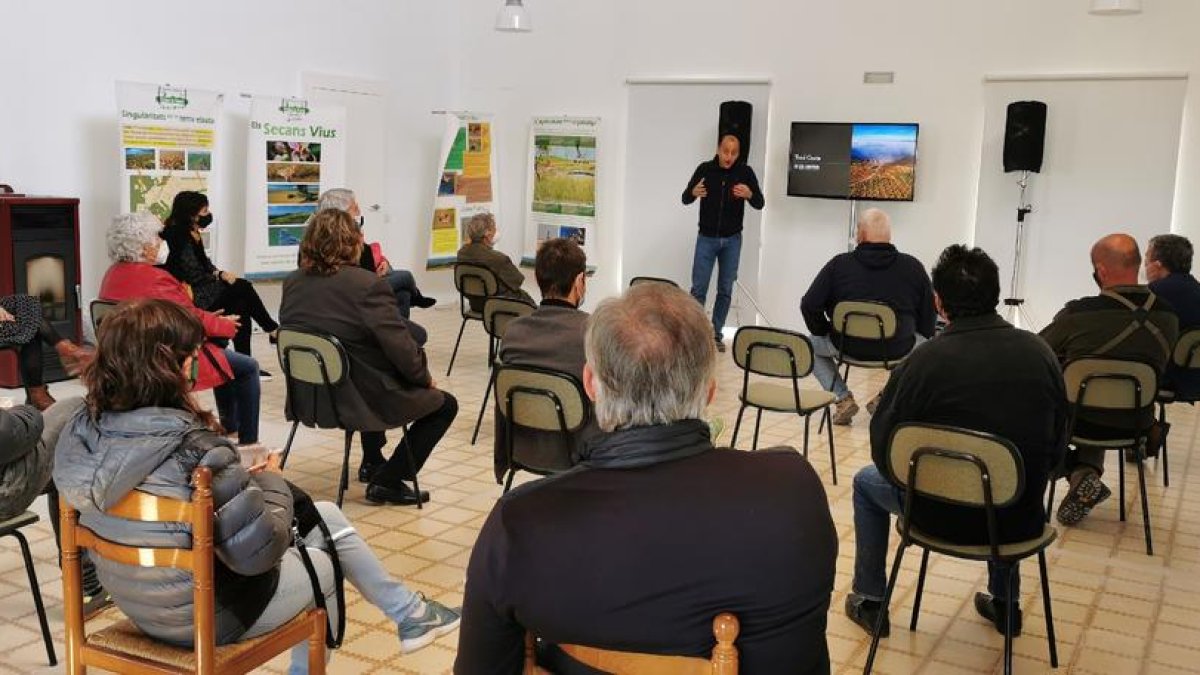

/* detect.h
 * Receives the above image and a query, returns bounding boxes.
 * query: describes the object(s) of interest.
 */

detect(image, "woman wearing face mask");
[162,191,279,368]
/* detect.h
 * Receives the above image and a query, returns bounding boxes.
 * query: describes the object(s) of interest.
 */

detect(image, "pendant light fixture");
[496,0,532,32]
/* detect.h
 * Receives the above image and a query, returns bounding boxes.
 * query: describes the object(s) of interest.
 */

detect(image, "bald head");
[856,208,891,244]
[1090,233,1141,288]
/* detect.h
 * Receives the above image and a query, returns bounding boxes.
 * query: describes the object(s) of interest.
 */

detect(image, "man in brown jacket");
[456,213,534,311]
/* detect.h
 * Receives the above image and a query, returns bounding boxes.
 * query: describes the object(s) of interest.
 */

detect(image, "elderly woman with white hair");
[455,213,533,311]
[97,212,263,446]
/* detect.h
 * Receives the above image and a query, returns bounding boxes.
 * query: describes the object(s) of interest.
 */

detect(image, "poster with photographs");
[244,96,345,278]
[523,116,599,269]
[426,113,499,269]
[116,81,222,254]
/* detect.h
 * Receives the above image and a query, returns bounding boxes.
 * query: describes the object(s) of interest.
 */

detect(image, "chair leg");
[1038,550,1059,668]
[730,405,747,448]
[864,543,908,675]
[1162,431,1170,488]
[1118,454,1127,522]
[337,431,353,508]
[11,531,56,666]
[909,549,929,632]
[751,408,763,451]
[503,468,517,494]
[1136,455,1152,555]
[1046,478,1056,523]
[446,316,469,377]
[309,609,327,675]
[825,408,838,486]
[280,420,300,469]
[471,368,497,445]
[1004,564,1018,675]
[400,426,423,511]
[802,414,811,459]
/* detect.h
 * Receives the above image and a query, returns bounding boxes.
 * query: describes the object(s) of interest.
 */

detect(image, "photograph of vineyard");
[849,124,917,201]
[533,135,596,217]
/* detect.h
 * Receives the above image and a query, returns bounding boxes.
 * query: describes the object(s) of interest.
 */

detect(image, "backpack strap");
[1094,290,1171,358]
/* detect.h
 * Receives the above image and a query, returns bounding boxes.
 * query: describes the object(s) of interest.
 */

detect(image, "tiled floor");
[2,302,1199,673]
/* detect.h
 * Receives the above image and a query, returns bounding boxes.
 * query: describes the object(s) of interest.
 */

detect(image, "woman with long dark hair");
[162,191,279,368]
[53,298,459,673]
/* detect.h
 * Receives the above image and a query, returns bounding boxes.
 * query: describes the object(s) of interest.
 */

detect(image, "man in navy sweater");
[1145,233,1200,400]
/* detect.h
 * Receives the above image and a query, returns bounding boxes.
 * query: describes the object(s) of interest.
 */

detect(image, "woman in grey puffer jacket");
[54,298,459,674]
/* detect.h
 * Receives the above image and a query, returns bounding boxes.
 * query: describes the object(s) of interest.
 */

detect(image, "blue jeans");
[212,349,261,445]
[809,334,926,402]
[690,233,742,341]
[385,270,418,319]
[852,465,1017,601]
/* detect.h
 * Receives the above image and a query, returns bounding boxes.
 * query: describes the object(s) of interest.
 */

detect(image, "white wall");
[0,0,462,303]
[457,0,1200,330]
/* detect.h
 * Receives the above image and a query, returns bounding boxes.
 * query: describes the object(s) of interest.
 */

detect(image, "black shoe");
[715,339,726,353]
[974,592,1022,636]
[414,296,437,309]
[365,482,431,506]
[358,461,384,484]
[258,369,273,381]
[845,593,889,638]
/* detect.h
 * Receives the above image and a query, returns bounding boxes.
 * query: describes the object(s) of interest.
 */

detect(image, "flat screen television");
[787,122,919,201]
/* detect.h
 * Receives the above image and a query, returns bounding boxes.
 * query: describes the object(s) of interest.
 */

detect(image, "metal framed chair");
[60,467,327,674]
[471,297,537,444]
[628,276,680,289]
[495,364,590,493]
[818,300,910,432]
[90,299,119,333]
[1046,356,1158,555]
[276,328,422,509]
[863,423,1059,675]
[523,613,739,675]
[0,511,55,666]
[1154,327,1200,488]
[729,326,840,483]
[448,263,500,377]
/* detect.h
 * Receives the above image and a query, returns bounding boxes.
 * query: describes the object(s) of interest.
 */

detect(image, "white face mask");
[491,228,502,244]
[155,240,170,265]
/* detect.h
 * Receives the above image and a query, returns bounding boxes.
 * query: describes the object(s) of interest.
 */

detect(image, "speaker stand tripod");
[1004,170,1037,329]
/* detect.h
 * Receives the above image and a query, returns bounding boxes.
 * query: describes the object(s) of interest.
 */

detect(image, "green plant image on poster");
[533,134,595,216]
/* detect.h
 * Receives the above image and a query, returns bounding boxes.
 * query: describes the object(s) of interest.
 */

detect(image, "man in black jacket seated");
[800,208,936,426]
[844,245,1067,639]
[455,283,837,674]
[1145,233,1200,399]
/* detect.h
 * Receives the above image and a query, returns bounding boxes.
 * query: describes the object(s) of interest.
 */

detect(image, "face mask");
[155,240,170,265]
[1092,271,1102,289]
[197,213,214,229]
[357,215,365,230]
[491,228,501,244]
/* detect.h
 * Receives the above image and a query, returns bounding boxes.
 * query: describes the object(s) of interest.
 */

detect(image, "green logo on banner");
[279,98,310,120]
[155,86,189,109]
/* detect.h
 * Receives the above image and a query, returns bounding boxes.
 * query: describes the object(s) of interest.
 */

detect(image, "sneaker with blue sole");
[398,595,462,653]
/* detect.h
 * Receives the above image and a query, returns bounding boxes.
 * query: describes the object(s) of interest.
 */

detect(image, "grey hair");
[107,212,163,263]
[857,207,891,243]
[585,284,716,431]
[317,188,356,213]
[465,213,495,243]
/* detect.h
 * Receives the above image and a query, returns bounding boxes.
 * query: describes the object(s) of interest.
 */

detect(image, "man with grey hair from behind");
[455,283,838,674]
[455,213,533,311]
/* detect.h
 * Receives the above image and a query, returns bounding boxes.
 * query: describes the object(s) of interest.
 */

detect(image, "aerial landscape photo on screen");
[849,124,918,201]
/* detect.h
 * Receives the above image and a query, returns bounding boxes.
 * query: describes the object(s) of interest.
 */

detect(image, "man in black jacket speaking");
[682,134,764,352]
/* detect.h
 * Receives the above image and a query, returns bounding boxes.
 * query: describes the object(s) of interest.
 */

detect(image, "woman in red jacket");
[98,212,262,445]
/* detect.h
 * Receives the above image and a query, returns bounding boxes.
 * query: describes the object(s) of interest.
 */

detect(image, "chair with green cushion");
[90,299,119,332]
[863,423,1059,675]
[818,300,910,433]
[276,327,422,509]
[471,296,537,445]
[1047,356,1157,554]
[448,263,500,377]
[495,364,590,493]
[1154,327,1200,488]
[0,511,55,666]
[729,326,839,483]
[628,276,679,288]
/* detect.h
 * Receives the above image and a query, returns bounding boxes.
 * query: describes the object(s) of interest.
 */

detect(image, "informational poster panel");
[522,116,599,268]
[244,96,346,279]
[117,81,222,252]
[426,113,498,269]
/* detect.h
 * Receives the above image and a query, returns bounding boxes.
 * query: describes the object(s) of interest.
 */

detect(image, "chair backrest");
[629,276,680,289]
[731,326,814,379]
[483,297,536,341]
[887,423,1024,509]
[455,263,500,301]
[61,467,218,669]
[1062,357,1158,411]
[495,364,589,433]
[525,613,740,675]
[90,299,119,331]
[831,300,898,341]
[277,328,349,387]
[1172,327,1200,369]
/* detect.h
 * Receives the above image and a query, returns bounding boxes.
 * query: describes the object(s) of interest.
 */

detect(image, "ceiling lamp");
[496,0,532,32]
[1090,0,1142,15]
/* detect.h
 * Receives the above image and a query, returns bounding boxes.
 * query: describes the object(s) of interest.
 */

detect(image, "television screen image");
[788,122,918,201]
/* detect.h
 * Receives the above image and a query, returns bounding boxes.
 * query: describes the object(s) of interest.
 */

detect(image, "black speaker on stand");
[1002,100,1047,328]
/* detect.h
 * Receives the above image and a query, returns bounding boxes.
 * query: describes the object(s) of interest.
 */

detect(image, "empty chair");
[471,296,537,444]
[495,363,590,492]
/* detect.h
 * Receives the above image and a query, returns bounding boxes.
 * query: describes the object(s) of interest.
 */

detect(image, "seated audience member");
[1040,233,1178,526]
[492,238,601,483]
[281,209,458,506]
[455,283,838,674]
[53,299,459,672]
[1145,234,1200,399]
[162,191,279,365]
[799,208,936,426]
[0,294,89,410]
[99,213,262,447]
[456,213,534,312]
[845,245,1067,638]
[0,403,53,521]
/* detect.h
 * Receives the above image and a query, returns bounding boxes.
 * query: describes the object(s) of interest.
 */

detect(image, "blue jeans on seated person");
[852,465,1018,602]
[690,233,741,341]
[809,334,926,403]
[212,349,261,445]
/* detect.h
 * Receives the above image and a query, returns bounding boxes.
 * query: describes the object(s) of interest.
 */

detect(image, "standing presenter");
[681,134,764,352]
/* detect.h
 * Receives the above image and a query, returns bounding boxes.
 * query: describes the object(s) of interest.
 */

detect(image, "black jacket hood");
[853,242,899,270]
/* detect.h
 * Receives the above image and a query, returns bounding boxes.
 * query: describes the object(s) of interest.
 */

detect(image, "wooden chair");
[448,263,500,376]
[89,299,119,333]
[471,296,537,444]
[496,364,590,493]
[864,424,1058,675]
[60,466,327,674]
[523,613,739,675]
[628,276,680,289]
[1154,327,1200,487]
[729,326,839,483]
[0,511,55,666]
